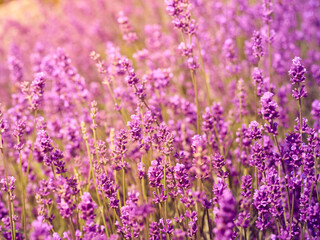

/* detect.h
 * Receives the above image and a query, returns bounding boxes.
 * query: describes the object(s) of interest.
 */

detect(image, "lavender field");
[0,0,319,239]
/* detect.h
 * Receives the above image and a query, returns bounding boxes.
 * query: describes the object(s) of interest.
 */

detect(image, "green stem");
[84,139,110,237]
[289,189,295,234]
[0,135,16,240]
[17,137,27,239]
[195,36,212,105]
[115,170,122,209]
[273,135,290,223]
[191,69,201,134]
[141,178,147,201]
[164,156,167,220]
[106,82,129,124]
[122,168,126,204]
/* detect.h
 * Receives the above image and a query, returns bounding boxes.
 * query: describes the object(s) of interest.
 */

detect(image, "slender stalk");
[206,209,213,240]
[69,217,76,240]
[106,82,130,124]
[195,36,212,105]
[289,189,295,234]
[115,170,122,209]
[267,1,272,92]
[273,135,291,221]
[17,136,27,239]
[301,222,305,240]
[122,168,126,204]
[0,135,16,240]
[26,110,37,183]
[10,200,16,240]
[91,119,102,167]
[141,177,147,201]
[82,122,110,237]
[164,156,167,220]
[132,84,159,126]
[191,69,201,134]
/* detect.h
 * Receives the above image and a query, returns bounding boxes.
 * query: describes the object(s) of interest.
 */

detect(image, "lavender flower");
[236,175,252,228]
[253,185,270,230]
[311,100,320,129]
[174,163,190,190]
[252,68,264,96]
[30,72,46,111]
[127,114,142,141]
[251,31,264,58]
[248,121,263,140]
[260,92,279,122]
[148,159,164,188]
[30,216,52,240]
[117,12,138,43]
[260,92,279,135]
[78,192,97,221]
[137,162,145,179]
[288,57,306,85]
[213,189,236,240]
[8,52,23,85]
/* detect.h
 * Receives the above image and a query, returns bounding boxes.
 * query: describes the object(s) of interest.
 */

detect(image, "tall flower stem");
[191,69,201,134]
[164,155,168,220]
[195,36,212,105]
[266,1,272,92]
[17,136,27,239]
[26,111,37,187]
[273,135,290,222]
[82,122,110,237]
[0,135,16,240]
[289,189,295,234]
[122,167,126,204]
[181,32,201,134]
[105,82,130,124]
[114,170,122,209]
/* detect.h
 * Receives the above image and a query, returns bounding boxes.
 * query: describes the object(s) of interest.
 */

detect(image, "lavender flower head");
[252,68,264,96]
[311,100,320,129]
[260,92,279,122]
[251,31,264,58]
[137,162,145,179]
[31,72,46,109]
[213,189,236,240]
[174,163,190,190]
[78,192,97,221]
[289,57,308,100]
[117,11,138,43]
[148,159,164,188]
[288,57,306,85]
[248,121,263,140]
[30,216,52,240]
[127,114,142,141]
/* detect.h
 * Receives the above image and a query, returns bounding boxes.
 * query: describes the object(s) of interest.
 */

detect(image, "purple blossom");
[148,159,164,188]
[127,114,142,141]
[260,92,279,122]
[213,189,236,240]
[78,192,97,221]
[252,68,264,96]
[117,11,138,43]
[174,163,190,190]
[30,216,52,240]
[288,57,306,85]
[30,72,46,111]
[253,185,271,230]
[251,31,264,58]
[137,162,145,179]
[248,121,263,140]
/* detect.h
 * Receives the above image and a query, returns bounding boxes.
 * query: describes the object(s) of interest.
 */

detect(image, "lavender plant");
[0,0,319,239]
